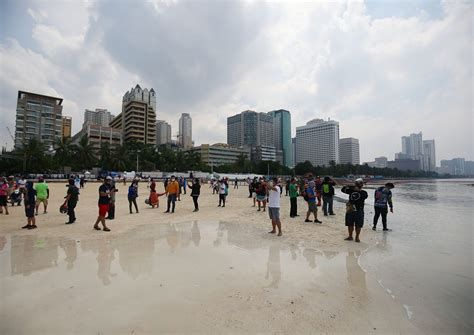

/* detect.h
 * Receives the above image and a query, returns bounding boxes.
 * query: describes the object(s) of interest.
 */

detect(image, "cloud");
[0,0,472,164]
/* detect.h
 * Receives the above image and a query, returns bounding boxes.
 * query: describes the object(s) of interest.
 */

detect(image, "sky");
[0,0,472,164]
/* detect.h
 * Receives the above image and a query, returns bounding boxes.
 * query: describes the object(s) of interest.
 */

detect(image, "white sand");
[0,181,420,333]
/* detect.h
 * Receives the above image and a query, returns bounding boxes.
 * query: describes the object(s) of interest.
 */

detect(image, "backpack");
[322,183,330,194]
[374,187,384,201]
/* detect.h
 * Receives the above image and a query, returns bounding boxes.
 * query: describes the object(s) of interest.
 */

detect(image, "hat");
[106,176,112,180]
[355,178,364,184]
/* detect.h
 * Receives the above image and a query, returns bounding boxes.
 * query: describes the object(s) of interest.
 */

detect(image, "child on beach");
[148,190,166,208]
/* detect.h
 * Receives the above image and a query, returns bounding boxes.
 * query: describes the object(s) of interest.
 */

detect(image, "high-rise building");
[156,120,172,146]
[423,139,436,171]
[14,91,63,149]
[401,132,423,159]
[268,109,292,167]
[62,116,72,140]
[227,110,274,148]
[295,119,339,167]
[339,137,360,165]
[84,109,115,127]
[110,85,157,145]
[439,158,465,175]
[178,113,193,149]
[292,137,296,167]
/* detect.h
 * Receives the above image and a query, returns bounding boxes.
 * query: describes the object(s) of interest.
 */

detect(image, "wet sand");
[0,182,420,333]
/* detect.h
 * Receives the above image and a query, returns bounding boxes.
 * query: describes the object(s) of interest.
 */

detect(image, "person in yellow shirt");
[165,175,179,213]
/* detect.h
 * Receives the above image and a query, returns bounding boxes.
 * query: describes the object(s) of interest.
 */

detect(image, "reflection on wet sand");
[303,248,320,269]
[11,235,58,276]
[265,245,281,288]
[59,238,77,270]
[0,236,6,251]
[346,251,367,302]
[97,239,116,286]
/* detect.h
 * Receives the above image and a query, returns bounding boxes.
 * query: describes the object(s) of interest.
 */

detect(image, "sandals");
[93,226,101,231]
[344,237,353,241]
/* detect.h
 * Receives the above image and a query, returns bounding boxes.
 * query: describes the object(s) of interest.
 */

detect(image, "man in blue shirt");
[304,180,322,224]
[373,183,394,231]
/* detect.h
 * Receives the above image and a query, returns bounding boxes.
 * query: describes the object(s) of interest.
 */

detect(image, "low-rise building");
[387,158,422,171]
[251,145,277,162]
[72,123,122,151]
[194,143,250,167]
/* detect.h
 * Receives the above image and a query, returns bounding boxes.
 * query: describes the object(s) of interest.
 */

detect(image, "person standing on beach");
[0,177,9,215]
[22,181,37,229]
[63,179,79,224]
[165,175,179,213]
[188,178,201,212]
[247,177,252,197]
[315,176,322,206]
[251,177,258,207]
[373,182,395,231]
[34,176,49,215]
[182,177,187,195]
[106,178,118,220]
[322,176,336,216]
[218,179,227,207]
[128,180,139,214]
[94,177,112,232]
[256,178,267,212]
[289,178,299,218]
[342,178,368,242]
[285,178,290,196]
[304,180,322,223]
[267,178,283,236]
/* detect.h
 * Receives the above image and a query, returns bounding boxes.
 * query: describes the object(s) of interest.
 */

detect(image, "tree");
[110,144,131,171]
[98,142,112,171]
[54,138,74,173]
[73,135,96,170]
[18,138,46,172]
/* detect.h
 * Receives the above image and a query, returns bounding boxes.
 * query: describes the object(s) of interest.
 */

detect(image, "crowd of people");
[0,173,395,242]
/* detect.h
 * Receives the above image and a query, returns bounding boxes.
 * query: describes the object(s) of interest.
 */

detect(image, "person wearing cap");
[341,178,368,242]
[165,175,179,213]
[93,177,112,232]
[34,176,49,215]
[63,178,79,224]
[373,182,395,231]
[304,180,322,224]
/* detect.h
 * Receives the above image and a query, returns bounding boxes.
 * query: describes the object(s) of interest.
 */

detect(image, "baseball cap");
[355,178,364,184]
[106,176,112,180]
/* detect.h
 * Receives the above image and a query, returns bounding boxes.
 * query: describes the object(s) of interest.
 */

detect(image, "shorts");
[0,195,7,206]
[257,195,266,201]
[307,201,317,213]
[252,192,257,199]
[268,207,280,220]
[345,210,364,228]
[98,204,109,217]
[25,205,35,218]
[36,198,48,204]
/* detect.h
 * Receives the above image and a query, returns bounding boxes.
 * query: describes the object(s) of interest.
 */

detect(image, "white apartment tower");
[84,109,115,127]
[156,120,172,146]
[339,137,360,165]
[179,113,193,149]
[295,119,339,166]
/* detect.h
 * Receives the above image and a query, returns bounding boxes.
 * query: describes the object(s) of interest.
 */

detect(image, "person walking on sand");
[322,176,336,216]
[218,179,227,207]
[165,175,179,213]
[128,180,139,213]
[373,182,395,231]
[304,180,322,224]
[234,177,238,189]
[256,178,267,212]
[342,178,368,243]
[267,178,283,236]
[0,177,10,215]
[289,178,299,218]
[63,178,79,224]
[94,177,112,232]
[247,177,252,198]
[34,176,49,215]
[188,178,201,212]
[22,181,37,229]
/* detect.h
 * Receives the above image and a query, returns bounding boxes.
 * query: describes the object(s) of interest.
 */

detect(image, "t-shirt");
[0,183,8,196]
[98,184,111,204]
[219,183,226,195]
[166,181,179,194]
[341,186,368,211]
[35,182,49,200]
[374,187,393,208]
[256,183,266,196]
[289,183,298,198]
[315,180,322,192]
[268,186,281,208]
[306,187,316,203]
[24,188,36,206]
[67,185,79,203]
[322,182,335,196]
[128,185,138,198]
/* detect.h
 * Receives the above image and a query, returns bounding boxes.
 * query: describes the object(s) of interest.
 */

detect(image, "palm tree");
[54,138,74,173]
[110,144,130,171]
[18,138,46,172]
[98,142,112,171]
[73,135,96,170]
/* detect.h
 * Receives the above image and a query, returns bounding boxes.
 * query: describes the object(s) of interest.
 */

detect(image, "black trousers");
[290,197,297,217]
[128,197,138,213]
[167,194,176,212]
[192,196,199,210]
[107,202,115,219]
[67,201,77,222]
[219,194,226,206]
[373,206,388,229]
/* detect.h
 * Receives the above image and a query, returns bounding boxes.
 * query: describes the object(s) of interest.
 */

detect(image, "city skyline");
[0,1,472,162]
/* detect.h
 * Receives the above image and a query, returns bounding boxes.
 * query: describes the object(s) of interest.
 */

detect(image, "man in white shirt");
[267,177,282,236]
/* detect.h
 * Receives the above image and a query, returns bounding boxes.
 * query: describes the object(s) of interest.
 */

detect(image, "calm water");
[354,179,473,334]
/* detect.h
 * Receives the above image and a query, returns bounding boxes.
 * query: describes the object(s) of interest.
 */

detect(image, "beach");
[0,181,432,333]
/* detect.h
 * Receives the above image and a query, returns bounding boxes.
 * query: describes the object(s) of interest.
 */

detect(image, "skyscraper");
[178,113,193,149]
[268,109,293,167]
[62,116,72,140]
[14,91,63,149]
[84,109,115,127]
[339,137,360,165]
[156,120,172,146]
[295,119,339,166]
[401,132,423,158]
[227,110,274,147]
[423,139,436,171]
[110,85,157,145]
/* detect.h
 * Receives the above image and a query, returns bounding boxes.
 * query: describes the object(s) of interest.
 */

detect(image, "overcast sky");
[1,0,472,164]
